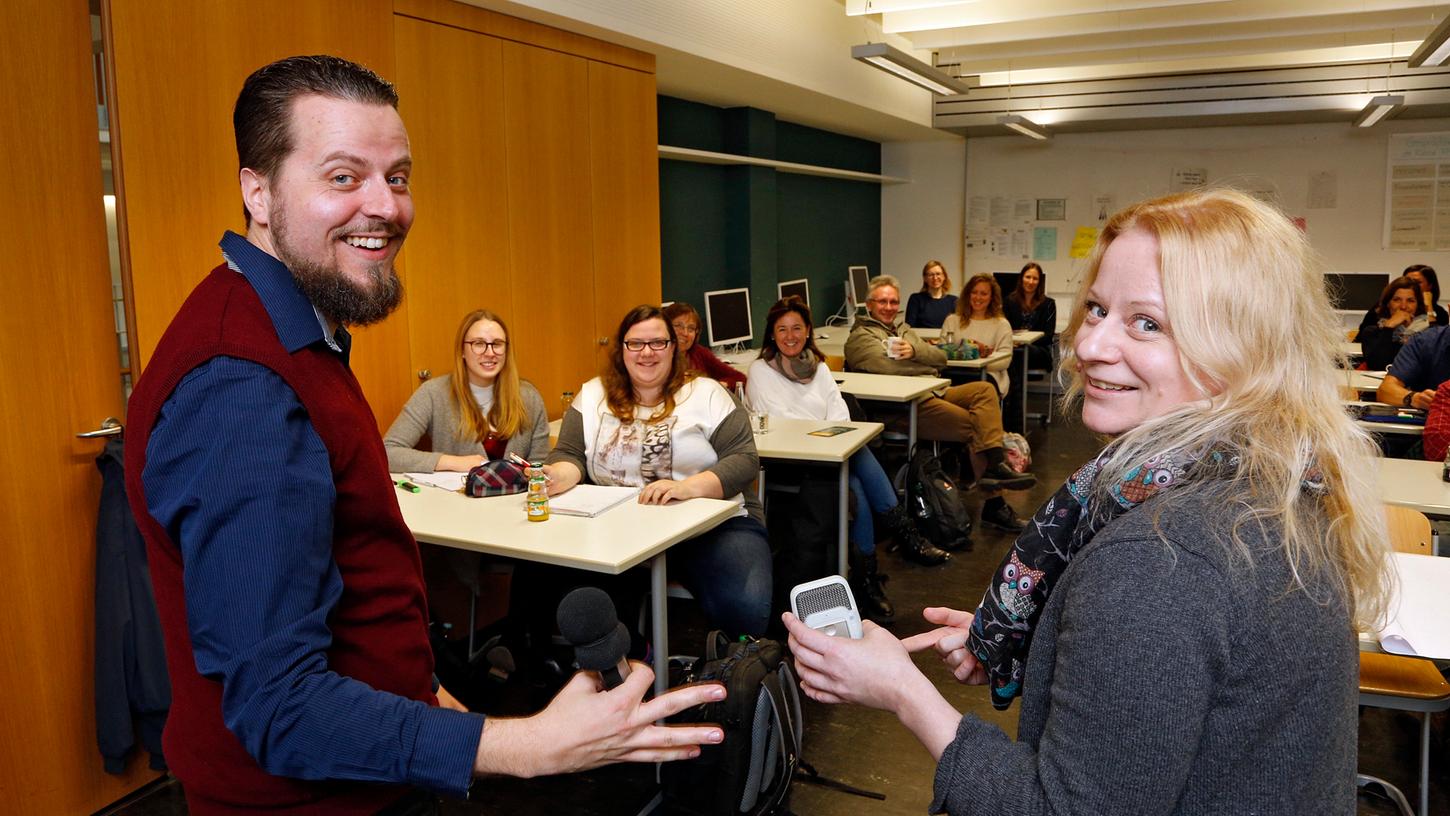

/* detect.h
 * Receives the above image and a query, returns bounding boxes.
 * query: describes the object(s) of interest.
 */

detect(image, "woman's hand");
[541,462,581,496]
[783,612,924,713]
[972,340,993,356]
[900,607,987,685]
[437,453,486,472]
[638,479,698,504]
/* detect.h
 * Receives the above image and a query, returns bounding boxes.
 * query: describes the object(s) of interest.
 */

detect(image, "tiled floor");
[106,414,1447,815]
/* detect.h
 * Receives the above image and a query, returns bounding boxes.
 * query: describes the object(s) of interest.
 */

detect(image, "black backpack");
[905,446,973,551]
[660,633,802,815]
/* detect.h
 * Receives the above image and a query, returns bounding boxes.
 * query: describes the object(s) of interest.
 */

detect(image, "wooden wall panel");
[394,17,512,390]
[108,0,412,428]
[588,61,662,363]
[395,0,653,73]
[0,1,159,810]
[501,42,598,417]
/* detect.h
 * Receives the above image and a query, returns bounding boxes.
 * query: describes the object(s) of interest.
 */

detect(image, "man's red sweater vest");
[125,264,435,814]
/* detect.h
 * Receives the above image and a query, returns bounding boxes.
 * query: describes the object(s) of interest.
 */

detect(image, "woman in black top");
[1003,262,1056,371]
[1357,275,1428,371]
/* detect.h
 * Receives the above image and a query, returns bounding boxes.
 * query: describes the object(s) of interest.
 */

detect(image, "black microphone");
[556,587,632,689]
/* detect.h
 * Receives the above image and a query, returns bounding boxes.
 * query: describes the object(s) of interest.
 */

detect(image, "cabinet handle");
[418,369,431,381]
[76,417,123,439]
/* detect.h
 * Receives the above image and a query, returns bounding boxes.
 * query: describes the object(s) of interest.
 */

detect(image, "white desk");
[1378,458,1450,520]
[753,418,883,577]
[1342,341,1363,359]
[1347,369,1387,394]
[1346,401,1425,436]
[831,371,948,452]
[393,480,739,695]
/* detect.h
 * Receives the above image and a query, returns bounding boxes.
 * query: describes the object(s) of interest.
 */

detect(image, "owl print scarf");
[967,445,1205,710]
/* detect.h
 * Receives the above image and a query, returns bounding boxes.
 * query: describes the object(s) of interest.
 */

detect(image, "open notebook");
[1377,551,1450,660]
[550,484,641,518]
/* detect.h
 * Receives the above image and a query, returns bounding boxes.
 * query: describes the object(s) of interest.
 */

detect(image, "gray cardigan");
[932,486,1358,815]
[546,402,764,526]
[383,375,550,472]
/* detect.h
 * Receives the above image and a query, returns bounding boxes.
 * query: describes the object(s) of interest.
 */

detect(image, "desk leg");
[908,402,918,452]
[1019,348,1029,431]
[838,461,849,577]
[650,553,668,699]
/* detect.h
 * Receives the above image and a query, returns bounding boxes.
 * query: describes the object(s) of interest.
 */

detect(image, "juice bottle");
[526,462,549,521]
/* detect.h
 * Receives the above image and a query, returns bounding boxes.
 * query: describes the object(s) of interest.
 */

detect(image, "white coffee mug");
[883,337,906,360]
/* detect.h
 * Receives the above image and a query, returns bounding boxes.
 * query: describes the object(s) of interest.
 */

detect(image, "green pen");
[394,480,420,493]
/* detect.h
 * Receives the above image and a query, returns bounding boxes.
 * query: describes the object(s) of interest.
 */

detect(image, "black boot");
[851,551,896,625]
[883,505,950,566]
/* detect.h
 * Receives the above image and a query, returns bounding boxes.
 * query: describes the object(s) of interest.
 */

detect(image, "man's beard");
[274,215,404,327]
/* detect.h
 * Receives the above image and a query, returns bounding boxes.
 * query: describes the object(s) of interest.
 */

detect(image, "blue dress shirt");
[142,232,482,796]
[1388,325,1450,392]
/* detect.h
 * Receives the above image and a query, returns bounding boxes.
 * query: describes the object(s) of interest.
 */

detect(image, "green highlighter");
[394,480,420,493]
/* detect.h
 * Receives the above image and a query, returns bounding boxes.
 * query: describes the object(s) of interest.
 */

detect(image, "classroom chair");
[1356,505,1450,816]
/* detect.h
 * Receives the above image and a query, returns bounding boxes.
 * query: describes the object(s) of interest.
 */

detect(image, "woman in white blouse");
[747,297,953,623]
[941,275,1014,397]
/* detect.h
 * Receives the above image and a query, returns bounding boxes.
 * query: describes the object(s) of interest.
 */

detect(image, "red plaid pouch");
[465,459,529,497]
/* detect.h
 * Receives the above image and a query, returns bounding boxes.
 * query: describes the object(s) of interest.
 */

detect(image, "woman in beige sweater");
[940,274,1014,396]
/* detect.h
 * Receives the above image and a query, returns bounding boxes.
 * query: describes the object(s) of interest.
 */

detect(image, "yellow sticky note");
[1069,227,1101,259]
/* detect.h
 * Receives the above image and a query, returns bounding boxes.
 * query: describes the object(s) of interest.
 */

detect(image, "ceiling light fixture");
[1353,95,1404,127]
[1409,14,1450,67]
[851,42,977,96]
[998,114,1051,140]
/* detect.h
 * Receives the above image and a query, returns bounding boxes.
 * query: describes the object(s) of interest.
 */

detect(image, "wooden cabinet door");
[0,1,161,810]
[500,41,597,417]
[588,61,662,369]
[393,17,512,400]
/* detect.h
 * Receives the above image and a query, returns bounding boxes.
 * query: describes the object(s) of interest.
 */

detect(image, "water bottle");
[734,380,748,410]
[525,461,549,521]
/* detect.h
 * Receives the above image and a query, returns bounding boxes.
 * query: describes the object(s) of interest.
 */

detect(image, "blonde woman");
[941,274,1014,396]
[785,189,1391,814]
[385,309,549,472]
[905,259,958,328]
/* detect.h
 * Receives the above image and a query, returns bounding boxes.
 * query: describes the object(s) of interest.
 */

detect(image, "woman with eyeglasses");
[545,305,772,637]
[384,309,549,472]
[662,301,747,391]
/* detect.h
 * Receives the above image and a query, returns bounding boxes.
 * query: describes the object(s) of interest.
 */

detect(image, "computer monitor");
[992,272,1020,296]
[703,288,754,347]
[777,278,809,307]
[848,266,870,307]
[1323,272,1391,310]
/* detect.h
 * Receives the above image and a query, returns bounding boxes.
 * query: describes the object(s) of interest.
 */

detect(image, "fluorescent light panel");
[1353,95,1403,127]
[1409,13,1450,67]
[851,42,976,96]
[998,114,1051,140]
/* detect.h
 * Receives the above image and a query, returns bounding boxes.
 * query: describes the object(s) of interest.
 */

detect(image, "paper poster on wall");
[967,195,989,232]
[1009,229,1027,258]
[1036,198,1066,221]
[990,196,1011,228]
[1069,227,1100,259]
[1171,167,1207,191]
[1093,193,1116,221]
[1384,132,1450,250]
[1013,199,1033,221]
[1307,171,1338,209]
[1033,227,1058,260]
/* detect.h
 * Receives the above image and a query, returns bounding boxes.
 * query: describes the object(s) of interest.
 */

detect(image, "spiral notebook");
[549,484,641,518]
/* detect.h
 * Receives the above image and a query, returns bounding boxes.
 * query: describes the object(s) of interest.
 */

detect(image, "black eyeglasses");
[464,339,508,355]
[622,338,673,352]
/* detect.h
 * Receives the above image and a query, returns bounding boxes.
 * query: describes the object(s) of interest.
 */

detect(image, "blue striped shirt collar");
[218,231,344,356]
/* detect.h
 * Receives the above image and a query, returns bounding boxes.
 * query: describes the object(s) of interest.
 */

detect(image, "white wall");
[962,118,1450,303]
[881,139,966,287]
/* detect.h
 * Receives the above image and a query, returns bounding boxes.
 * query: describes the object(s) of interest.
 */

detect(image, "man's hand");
[900,607,987,685]
[895,341,916,361]
[474,664,726,778]
[1412,388,1436,410]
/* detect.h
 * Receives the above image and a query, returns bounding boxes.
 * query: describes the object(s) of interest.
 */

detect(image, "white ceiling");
[465,0,1450,141]
[849,0,1450,135]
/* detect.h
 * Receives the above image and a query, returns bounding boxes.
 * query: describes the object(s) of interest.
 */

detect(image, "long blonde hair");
[450,309,528,442]
[1059,188,1391,628]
